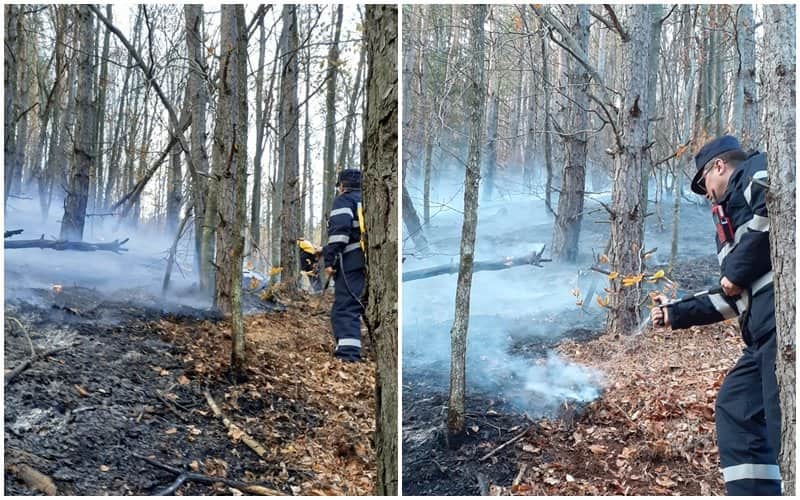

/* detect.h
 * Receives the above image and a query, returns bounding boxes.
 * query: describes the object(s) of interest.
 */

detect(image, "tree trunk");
[481,7,498,203]
[166,84,187,234]
[362,7,398,493]
[337,40,366,170]
[762,5,796,494]
[4,5,19,209]
[522,14,538,190]
[250,16,266,260]
[541,27,554,215]
[448,3,485,443]
[60,5,96,241]
[210,6,248,375]
[13,13,31,196]
[607,5,651,336]
[734,5,759,149]
[93,4,112,211]
[552,5,589,263]
[303,37,313,237]
[321,5,343,242]
[639,5,664,235]
[402,185,428,253]
[185,4,213,292]
[279,5,301,290]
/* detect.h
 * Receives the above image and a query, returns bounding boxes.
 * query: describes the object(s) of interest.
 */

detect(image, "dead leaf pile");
[156,294,376,495]
[497,321,742,496]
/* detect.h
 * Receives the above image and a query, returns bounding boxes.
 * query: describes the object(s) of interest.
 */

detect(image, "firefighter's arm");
[667,291,742,330]
[323,196,354,268]
[723,172,771,287]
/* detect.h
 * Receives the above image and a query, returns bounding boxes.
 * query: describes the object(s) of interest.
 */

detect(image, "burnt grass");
[4,285,299,495]
[402,255,720,496]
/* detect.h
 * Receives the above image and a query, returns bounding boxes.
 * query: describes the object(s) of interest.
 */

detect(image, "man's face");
[701,158,728,202]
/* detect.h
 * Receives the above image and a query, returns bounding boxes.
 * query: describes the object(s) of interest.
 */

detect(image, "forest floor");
[402,256,738,496]
[4,283,376,495]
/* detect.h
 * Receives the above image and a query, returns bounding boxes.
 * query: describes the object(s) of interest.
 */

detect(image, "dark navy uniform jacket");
[669,152,774,345]
[323,189,365,272]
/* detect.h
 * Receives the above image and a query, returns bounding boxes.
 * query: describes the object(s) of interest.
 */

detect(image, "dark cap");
[691,135,741,195]
[336,169,362,188]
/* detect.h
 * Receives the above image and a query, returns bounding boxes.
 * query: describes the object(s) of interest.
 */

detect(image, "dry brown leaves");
[500,321,742,496]
[156,294,376,495]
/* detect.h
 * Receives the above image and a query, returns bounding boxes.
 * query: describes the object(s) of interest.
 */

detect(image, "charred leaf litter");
[4,268,304,495]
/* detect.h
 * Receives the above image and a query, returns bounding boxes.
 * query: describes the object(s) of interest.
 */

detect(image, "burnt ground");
[5,284,376,495]
[402,255,728,496]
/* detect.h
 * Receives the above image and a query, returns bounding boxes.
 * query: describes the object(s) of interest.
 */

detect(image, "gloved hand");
[720,276,742,297]
[650,294,670,328]
[324,266,335,280]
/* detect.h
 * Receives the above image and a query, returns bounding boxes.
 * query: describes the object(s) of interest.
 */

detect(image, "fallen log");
[132,453,284,496]
[402,244,549,282]
[5,236,129,253]
[5,229,24,238]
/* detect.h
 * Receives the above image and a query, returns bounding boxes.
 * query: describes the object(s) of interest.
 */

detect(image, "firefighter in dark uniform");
[651,135,780,495]
[323,169,365,362]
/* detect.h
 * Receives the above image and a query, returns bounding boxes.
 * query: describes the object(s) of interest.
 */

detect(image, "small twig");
[132,453,284,496]
[204,389,269,459]
[155,390,188,422]
[4,229,24,238]
[479,425,534,462]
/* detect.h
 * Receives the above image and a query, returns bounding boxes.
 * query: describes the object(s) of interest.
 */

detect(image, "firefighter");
[650,135,780,495]
[296,237,322,292]
[323,169,365,362]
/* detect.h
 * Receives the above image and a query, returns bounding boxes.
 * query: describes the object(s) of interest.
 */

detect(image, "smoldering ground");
[402,164,716,417]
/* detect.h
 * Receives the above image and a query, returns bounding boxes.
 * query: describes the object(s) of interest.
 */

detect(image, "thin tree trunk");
[541,27,554,215]
[250,16,267,261]
[640,4,664,235]
[12,13,31,196]
[4,5,19,209]
[321,5,343,243]
[481,7,498,203]
[279,5,301,290]
[763,5,796,494]
[337,40,366,170]
[448,3,485,443]
[185,4,213,292]
[552,5,589,263]
[93,4,112,211]
[734,5,759,149]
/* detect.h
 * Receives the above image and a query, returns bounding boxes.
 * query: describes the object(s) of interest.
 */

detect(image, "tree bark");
[552,5,589,263]
[541,23,554,215]
[607,5,651,336]
[279,5,301,290]
[60,5,96,242]
[93,4,112,211]
[12,13,31,197]
[448,3,485,444]
[481,7,498,203]
[362,7,398,493]
[734,5,759,149]
[762,5,796,494]
[337,40,366,170]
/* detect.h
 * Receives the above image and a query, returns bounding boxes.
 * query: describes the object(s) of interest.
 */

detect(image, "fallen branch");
[5,345,73,387]
[203,389,269,459]
[132,453,283,496]
[5,229,23,238]
[479,424,535,462]
[5,236,129,253]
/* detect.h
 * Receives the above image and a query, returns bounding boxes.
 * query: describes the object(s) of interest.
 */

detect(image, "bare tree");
[321,5,343,242]
[448,3,485,443]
